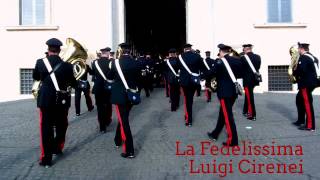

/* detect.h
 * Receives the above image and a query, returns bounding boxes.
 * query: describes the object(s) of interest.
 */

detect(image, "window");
[268,0,292,23]
[20,69,34,94]
[20,0,46,25]
[268,65,292,91]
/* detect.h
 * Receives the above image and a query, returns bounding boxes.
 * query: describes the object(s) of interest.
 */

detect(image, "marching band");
[33,38,319,168]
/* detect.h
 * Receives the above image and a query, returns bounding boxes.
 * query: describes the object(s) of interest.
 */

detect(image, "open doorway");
[124,0,186,56]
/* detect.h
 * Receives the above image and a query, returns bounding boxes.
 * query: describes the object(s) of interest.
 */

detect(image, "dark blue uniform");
[33,55,76,166]
[293,52,319,130]
[241,52,261,119]
[74,64,94,115]
[107,54,142,156]
[166,57,181,111]
[207,54,243,146]
[91,57,113,132]
[203,57,215,102]
[178,50,204,126]
[138,56,151,97]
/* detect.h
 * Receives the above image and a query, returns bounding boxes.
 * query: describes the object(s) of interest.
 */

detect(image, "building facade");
[1,0,320,101]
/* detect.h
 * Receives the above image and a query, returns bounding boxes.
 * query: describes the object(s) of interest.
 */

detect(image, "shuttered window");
[20,0,45,25]
[268,0,292,23]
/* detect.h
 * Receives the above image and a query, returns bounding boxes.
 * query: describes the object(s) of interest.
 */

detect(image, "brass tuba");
[32,38,88,99]
[60,38,88,80]
[115,46,123,59]
[288,45,299,83]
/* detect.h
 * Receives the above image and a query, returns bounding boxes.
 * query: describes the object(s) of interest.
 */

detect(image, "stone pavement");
[0,89,320,180]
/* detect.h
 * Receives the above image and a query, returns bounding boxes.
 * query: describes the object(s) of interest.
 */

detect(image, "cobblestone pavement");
[0,89,320,180]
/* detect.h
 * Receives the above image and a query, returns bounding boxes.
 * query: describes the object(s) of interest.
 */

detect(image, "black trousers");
[39,106,69,163]
[95,92,112,131]
[141,76,150,97]
[210,97,238,145]
[147,74,154,92]
[205,89,212,101]
[182,85,197,124]
[164,76,170,97]
[114,104,134,154]
[75,87,93,115]
[169,83,180,111]
[196,84,201,96]
[243,86,256,118]
[296,88,315,129]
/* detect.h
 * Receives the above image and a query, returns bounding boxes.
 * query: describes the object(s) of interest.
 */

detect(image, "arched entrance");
[124,0,186,56]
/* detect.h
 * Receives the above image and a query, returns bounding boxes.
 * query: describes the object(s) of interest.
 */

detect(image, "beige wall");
[0,0,116,100]
[1,0,320,100]
[187,0,320,93]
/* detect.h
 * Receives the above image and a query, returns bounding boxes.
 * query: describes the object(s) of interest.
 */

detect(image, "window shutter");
[268,0,292,23]
[280,0,292,22]
[20,0,45,25]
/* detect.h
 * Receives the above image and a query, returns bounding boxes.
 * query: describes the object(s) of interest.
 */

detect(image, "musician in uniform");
[137,52,150,97]
[178,44,204,127]
[146,52,155,93]
[204,51,215,102]
[241,44,261,120]
[74,64,94,116]
[109,51,115,60]
[91,47,113,133]
[207,44,243,146]
[107,43,142,158]
[195,49,202,97]
[292,42,318,131]
[33,38,76,167]
[166,48,180,111]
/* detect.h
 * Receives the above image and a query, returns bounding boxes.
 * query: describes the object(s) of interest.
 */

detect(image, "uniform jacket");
[293,52,319,89]
[107,55,142,105]
[166,57,180,84]
[209,54,243,99]
[33,55,76,108]
[177,51,205,86]
[240,52,261,87]
[91,57,112,104]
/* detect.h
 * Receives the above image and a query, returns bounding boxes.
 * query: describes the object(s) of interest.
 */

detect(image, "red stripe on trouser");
[182,89,189,123]
[220,99,233,145]
[244,87,252,116]
[115,105,127,153]
[205,89,209,99]
[301,89,312,129]
[39,109,45,161]
[168,84,171,97]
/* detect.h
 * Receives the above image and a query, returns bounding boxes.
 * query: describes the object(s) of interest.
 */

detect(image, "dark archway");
[124,0,186,56]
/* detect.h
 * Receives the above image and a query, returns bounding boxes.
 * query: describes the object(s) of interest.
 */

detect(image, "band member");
[204,51,215,102]
[109,51,115,60]
[91,47,113,133]
[178,44,204,127]
[241,44,261,120]
[163,55,170,98]
[145,52,155,93]
[74,64,94,116]
[207,44,243,146]
[137,52,150,97]
[195,49,202,97]
[107,43,142,158]
[166,48,180,111]
[33,38,76,167]
[293,42,318,131]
